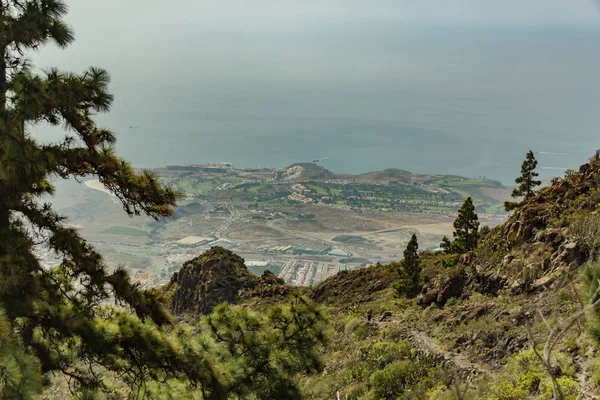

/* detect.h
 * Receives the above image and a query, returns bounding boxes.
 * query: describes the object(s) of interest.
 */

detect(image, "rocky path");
[402,328,491,380]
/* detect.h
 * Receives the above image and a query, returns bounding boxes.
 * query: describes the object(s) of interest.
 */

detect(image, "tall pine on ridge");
[505,150,541,211]
[452,197,479,253]
[395,234,421,298]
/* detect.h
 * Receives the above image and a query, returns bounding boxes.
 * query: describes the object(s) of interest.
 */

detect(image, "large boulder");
[418,268,468,307]
[551,241,587,268]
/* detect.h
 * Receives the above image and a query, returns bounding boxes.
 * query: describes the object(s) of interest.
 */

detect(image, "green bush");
[487,349,579,400]
[359,341,412,370]
[354,322,377,340]
[369,360,415,400]
[490,381,528,400]
[541,376,579,400]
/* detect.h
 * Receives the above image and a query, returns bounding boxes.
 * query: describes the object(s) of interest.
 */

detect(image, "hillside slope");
[165,156,600,399]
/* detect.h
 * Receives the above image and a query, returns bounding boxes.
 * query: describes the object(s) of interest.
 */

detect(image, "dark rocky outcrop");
[502,159,600,244]
[165,247,258,315]
[165,247,293,315]
[239,270,291,299]
[418,159,600,307]
[418,268,468,307]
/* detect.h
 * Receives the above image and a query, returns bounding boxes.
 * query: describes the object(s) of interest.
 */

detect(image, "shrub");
[541,376,579,400]
[490,381,528,400]
[359,341,412,370]
[354,322,377,340]
[369,360,416,400]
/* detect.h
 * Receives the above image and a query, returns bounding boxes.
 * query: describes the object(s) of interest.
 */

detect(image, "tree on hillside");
[453,197,480,253]
[440,236,452,253]
[395,234,421,297]
[0,1,324,398]
[505,150,541,211]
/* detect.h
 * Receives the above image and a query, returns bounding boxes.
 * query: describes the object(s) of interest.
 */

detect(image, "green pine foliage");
[0,308,42,400]
[204,295,325,400]
[439,197,479,254]
[505,150,541,211]
[453,197,480,253]
[0,0,209,394]
[395,234,421,298]
[440,236,452,253]
[131,296,326,400]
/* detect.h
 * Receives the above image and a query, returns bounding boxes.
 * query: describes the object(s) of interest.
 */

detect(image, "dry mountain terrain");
[163,156,600,399]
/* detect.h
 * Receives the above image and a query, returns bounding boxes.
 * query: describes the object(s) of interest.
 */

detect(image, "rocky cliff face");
[502,160,600,243]
[417,159,600,308]
[165,247,257,315]
[165,247,291,315]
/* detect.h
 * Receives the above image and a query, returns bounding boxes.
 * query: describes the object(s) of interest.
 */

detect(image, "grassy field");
[435,177,487,186]
[196,180,214,194]
[307,184,329,196]
[246,184,267,194]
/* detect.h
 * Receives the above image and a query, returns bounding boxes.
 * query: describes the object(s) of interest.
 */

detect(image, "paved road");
[213,204,238,240]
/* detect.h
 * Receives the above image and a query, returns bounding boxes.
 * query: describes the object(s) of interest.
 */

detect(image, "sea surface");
[32,25,600,185]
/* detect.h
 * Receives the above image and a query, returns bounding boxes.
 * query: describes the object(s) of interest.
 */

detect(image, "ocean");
[32,24,600,185]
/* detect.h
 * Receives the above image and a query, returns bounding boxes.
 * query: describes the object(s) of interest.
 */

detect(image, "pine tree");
[440,236,452,253]
[395,234,421,298]
[205,296,325,400]
[0,307,42,400]
[453,197,479,253]
[0,1,228,397]
[505,150,541,211]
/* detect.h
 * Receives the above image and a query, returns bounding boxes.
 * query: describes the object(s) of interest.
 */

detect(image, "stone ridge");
[165,246,257,315]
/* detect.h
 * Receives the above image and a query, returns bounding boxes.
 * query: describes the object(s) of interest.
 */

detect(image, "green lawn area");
[435,177,487,186]
[449,189,500,213]
[307,184,329,195]
[196,180,214,194]
[247,184,267,194]
[485,203,503,214]
[175,178,214,195]
[451,178,487,186]
[450,188,471,200]
[104,226,147,237]
[177,178,196,192]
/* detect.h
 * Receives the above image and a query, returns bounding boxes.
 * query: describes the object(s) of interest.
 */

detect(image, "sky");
[58,1,600,28]
[34,0,600,81]
[28,1,600,182]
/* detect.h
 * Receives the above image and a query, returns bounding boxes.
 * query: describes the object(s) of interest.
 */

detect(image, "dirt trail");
[402,328,491,379]
[575,347,599,400]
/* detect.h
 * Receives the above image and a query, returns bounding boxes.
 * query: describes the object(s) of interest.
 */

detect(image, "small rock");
[541,257,551,271]
[378,311,392,322]
[568,261,579,271]
[523,225,534,241]
[503,254,515,266]
[460,252,474,265]
[534,230,547,242]
[418,290,439,307]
